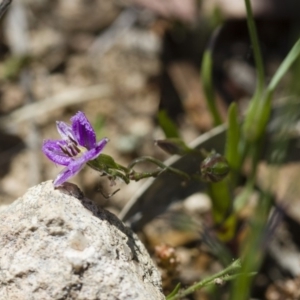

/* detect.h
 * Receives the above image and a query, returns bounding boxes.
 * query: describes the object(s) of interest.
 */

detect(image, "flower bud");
[200,152,229,182]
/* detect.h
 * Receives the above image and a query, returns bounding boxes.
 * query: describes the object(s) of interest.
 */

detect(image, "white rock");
[0,181,164,300]
[183,192,212,214]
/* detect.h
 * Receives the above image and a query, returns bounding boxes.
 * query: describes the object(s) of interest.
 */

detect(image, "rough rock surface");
[0,181,165,300]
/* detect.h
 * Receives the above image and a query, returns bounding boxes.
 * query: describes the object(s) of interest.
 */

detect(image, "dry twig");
[88,7,139,57]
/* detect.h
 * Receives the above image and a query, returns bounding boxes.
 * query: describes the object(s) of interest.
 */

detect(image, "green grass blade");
[225,102,240,171]
[242,0,267,143]
[243,38,300,143]
[268,38,300,93]
[158,110,180,138]
[208,181,236,242]
[244,0,265,96]
[201,50,222,126]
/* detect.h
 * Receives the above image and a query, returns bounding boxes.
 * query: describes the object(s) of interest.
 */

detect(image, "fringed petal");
[56,121,76,142]
[71,111,96,149]
[82,138,109,161]
[53,157,85,186]
[42,140,73,166]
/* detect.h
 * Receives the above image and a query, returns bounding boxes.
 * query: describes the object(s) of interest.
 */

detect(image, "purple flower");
[42,111,108,187]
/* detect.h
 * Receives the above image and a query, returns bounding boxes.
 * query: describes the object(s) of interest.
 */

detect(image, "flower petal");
[53,158,85,186]
[82,137,109,161]
[56,121,76,142]
[42,139,73,166]
[71,111,96,149]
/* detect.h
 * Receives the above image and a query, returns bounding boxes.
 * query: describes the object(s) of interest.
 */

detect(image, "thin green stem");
[129,170,162,181]
[115,163,130,174]
[167,259,241,300]
[205,272,257,287]
[231,194,272,300]
[87,162,130,184]
[225,103,240,171]
[244,0,265,96]
[128,156,190,181]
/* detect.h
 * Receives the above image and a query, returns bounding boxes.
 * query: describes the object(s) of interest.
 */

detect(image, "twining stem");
[127,156,191,181]
[129,170,162,181]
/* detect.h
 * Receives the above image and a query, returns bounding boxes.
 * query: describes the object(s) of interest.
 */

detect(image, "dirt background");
[1,0,300,299]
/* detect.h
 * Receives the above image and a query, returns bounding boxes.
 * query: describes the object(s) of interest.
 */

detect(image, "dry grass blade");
[0,0,12,19]
[0,84,112,131]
